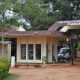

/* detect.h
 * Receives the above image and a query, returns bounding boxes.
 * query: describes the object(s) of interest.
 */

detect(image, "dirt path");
[10,65,80,80]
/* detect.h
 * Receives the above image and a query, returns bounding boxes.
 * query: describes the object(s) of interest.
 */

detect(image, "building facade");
[1,20,80,64]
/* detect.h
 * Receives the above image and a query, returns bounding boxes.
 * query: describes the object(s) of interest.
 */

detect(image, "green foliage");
[0,0,80,30]
[0,58,10,79]
[0,18,10,31]
[0,0,20,30]
[76,40,80,51]
[14,0,53,30]
[0,0,57,30]
[42,0,80,20]
[42,56,47,64]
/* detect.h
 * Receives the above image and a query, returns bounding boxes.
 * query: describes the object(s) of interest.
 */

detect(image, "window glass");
[28,44,33,60]
[21,44,26,60]
[36,44,41,60]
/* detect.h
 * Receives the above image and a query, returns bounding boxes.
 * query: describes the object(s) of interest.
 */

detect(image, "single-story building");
[0,20,80,64]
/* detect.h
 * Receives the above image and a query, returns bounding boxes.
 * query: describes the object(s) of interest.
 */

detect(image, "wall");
[0,44,11,59]
[47,37,58,63]
[17,36,59,63]
[17,36,47,63]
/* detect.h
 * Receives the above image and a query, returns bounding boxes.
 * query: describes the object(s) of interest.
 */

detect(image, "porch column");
[16,43,21,63]
[48,43,53,63]
[42,43,47,57]
[42,37,47,61]
[7,43,11,60]
[53,41,58,62]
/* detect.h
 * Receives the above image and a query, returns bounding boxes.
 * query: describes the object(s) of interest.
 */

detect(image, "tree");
[12,0,55,30]
[13,0,80,30]
[0,0,80,31]
[42,0,80,20]
[0,0,19,57]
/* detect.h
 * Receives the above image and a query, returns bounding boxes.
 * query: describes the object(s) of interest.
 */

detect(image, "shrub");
[0,58,10,79]
[76,40,80,51]
[42,56,47,64]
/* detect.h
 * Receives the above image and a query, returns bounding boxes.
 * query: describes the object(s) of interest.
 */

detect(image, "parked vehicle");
[57,47,71,63]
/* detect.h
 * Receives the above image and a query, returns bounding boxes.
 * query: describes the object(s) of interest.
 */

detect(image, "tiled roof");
[0,30,63,38]
[48,20,80,31]
[1,20,78,38]
[48,21,67,31]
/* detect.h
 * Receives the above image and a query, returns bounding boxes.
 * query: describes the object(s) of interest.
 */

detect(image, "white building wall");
[53,40,58,62]
[16,36,47,63]
[7,43,11,60]
[47,37,58,63]
[16,36,59,63]
[0,43,11,60]
[48,43,52,63]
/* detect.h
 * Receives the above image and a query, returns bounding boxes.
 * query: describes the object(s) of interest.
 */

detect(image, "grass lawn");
[3,73,19,80]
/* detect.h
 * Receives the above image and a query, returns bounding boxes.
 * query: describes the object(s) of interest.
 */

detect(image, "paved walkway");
[10,64,80,80]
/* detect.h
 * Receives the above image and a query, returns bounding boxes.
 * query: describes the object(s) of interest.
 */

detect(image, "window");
[28,44,34,60]
[36,44,41,60]
[21,44,26,60]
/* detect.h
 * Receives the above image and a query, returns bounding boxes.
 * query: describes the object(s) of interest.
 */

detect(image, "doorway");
[11,38,17,61]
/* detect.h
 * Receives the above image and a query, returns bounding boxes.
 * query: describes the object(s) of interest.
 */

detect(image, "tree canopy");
[0,0,80,30]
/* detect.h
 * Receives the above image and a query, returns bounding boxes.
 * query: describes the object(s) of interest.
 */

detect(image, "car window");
[59,49,69,54]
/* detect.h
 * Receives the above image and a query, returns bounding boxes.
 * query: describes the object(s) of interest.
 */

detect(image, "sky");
[5,10,30,27]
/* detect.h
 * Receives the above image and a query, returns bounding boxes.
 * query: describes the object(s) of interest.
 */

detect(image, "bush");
[0,58,10,79]
[42,56,47,64]
[76,40,80,51]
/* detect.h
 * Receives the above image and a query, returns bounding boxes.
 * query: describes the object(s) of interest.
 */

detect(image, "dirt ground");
[10,64,80,80]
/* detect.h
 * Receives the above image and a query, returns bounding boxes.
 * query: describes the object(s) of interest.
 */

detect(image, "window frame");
[28,44,34,60]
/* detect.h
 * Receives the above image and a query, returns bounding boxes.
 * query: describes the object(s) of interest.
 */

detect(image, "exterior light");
[66,38,69,42]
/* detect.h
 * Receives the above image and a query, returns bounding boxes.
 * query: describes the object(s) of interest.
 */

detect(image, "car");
[57,47,71,63]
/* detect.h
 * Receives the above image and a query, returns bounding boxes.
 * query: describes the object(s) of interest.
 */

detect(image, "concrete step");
[16,63,42,68]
